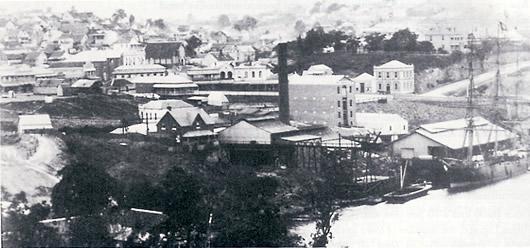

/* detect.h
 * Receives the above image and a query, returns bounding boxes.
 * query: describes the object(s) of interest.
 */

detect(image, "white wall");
[392,133,442,158]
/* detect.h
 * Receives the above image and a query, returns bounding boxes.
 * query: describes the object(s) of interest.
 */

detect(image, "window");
[259,71,262,78]
[349,99,353,106]
[338,122,342,127]
[395,83,398,90]
[403,125,406,130]
[350,111,353,117]
[252,71,255,78]
[154,113,157,119]
[338,112,341,118]
[378,72,382,78]
[161,124,166,130]
[337,101,341,107]
[172,126,177,131]
[386,72,390,78]
[337,86,340,94]
[389,125,392,131]
[395,72,398,78]
[245,71,248,78]
[442,35,444,40]
[378,84,382,90]
[349,86,352,93]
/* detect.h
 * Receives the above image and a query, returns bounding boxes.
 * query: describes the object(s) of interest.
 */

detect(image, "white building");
[392,117,517,159]
[303,64,333,76]
[112,64,167,79]
[373,60,414,94]
[355,112,408,142]
[423,26,466,52]
[351,73,377,93]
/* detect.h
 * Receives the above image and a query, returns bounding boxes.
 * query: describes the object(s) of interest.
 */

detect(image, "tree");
[233,16,258,31]
[475,39,495,71]
[153,19,167,30]
[416,41,435,53]
[129,14,135,27]
[212,167,299,247]
[111,9,127,24]
[185,35,203,57]
[345,37,360,54]
[51,162,121,217]
[364,32,386,51]
[2,196,63,247]
[294,20,307,35]
[157,166,208,247]
[68,215,114,247]
[217,14,231,28]
[384,28,418,51]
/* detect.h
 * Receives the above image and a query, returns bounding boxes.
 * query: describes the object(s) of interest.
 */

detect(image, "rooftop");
[352,72,375,81]
[18,114,53,129]
[288,74,351,85]
[140,99,193,110]
[129,75,192,84]
[250,119,298,134]
[374,60,413,69]
[113,64,166,74]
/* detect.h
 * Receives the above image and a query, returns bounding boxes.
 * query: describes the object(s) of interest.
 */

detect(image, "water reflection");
[295,173,530,247]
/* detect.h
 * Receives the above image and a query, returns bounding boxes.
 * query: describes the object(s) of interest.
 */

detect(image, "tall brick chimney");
[278,43,290,125]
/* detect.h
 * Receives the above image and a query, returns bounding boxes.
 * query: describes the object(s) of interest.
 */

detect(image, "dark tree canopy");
[384,28,418,51]
[417,41,435,53]
[185,35,203,57]
[365,32,386,51]
[233,16,258,31]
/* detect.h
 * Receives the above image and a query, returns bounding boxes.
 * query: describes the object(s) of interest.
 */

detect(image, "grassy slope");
[0,95,142,128]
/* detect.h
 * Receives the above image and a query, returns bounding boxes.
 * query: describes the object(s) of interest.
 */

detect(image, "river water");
[295,173,530,247]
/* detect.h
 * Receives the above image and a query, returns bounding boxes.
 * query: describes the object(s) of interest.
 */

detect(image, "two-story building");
[138,99,193,123]
[423,26,466,52]
[373,60,414,94]
[130,74,198,97]
[351,72,377,93]
[155,106,217,145]
[145,41,186,67]
[288,74,357,127]
[112,64,167,79]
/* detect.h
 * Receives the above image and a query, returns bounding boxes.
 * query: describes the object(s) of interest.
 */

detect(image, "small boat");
[364,195,384,205]
[383,182,432,204]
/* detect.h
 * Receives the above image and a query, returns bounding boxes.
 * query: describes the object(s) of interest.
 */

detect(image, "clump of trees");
[365,29,435,53]
[233,15,258,31]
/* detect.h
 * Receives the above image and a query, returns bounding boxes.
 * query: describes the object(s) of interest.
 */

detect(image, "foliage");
[233,15,258,31]
[153,19,167,30]
[111,9,127,24]
[217,14,231,27]
[384,28,418,51]
[416,41,435,53]
[51,162,122,217]
[294,20,307,35]
[68,215,114,247]
[1,193,63,247]
[185,35,203,57]
[212,166,299,247]
[365,32,386,51]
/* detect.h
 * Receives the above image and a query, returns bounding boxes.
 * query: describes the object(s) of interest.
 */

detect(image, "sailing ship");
[444,30,529,190]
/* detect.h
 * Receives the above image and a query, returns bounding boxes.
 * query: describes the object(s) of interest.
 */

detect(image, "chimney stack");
[278,43,290,125]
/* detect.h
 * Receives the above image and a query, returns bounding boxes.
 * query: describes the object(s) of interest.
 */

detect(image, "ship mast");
[465,33,476,164]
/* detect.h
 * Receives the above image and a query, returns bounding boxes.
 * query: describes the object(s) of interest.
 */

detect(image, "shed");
[18,114,54,133]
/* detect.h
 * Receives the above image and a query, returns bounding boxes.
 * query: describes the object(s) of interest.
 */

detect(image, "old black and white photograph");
[1,0,530,247]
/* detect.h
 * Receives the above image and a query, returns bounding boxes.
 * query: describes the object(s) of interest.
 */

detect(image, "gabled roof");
[163,107,215,127]
[113,64,166,74]
[352,72,375,81]
[145,42,183,59]
[249,119,298,134]
[413,117,517,150]
[36,78,65,87]
[374,60,413,69]
[210,52,234,61]
[307,64,332,72]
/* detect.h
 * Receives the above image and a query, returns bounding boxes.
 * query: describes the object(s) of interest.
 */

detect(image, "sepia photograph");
[0,0,530,247]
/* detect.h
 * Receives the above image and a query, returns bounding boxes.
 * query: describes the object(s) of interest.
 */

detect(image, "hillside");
[0,95,143,129]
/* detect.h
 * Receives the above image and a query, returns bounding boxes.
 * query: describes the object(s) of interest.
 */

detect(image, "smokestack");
[278,43,290,125]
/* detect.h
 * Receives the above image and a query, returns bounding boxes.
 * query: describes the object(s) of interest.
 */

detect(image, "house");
[355,112,408,142]
[18,114,54,134]
[207,92,229,107]
[303,64,334,76]
[54,49,122,81]
[57,83,72,96]
[86,28,106,47]
[210,31,230,44]
[155,106,217,145]
[0,66,37,93]
[391,117,517,159]
[221,44,256,63]
[288,74,357,127]
[201,52,234,68]
[373,60,414,94]
[145,41,186,67]
[218,119,299,145]
[70,78,102,94]
[112,64,167,79]
[33,78,65,95]
[423,26,466,52]
[351,73,377,93]
[138,99,193,123]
